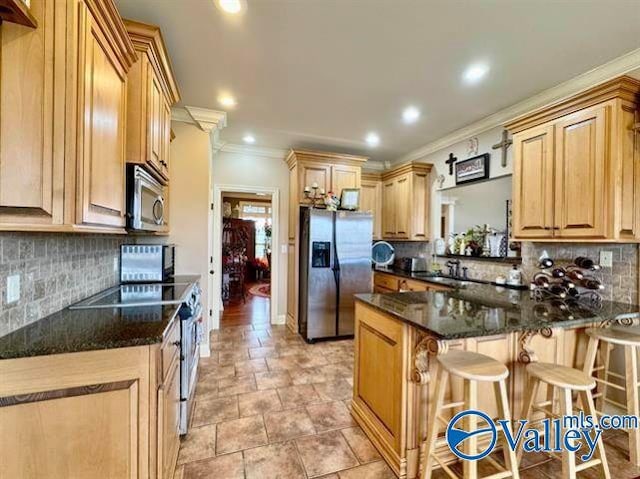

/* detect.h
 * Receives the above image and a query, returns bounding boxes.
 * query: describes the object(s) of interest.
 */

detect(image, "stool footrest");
[593,377,626,391]
[442,401,465,409]
[576,458,602,472]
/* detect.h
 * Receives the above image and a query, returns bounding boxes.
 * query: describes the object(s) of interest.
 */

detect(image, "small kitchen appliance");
[120,244,175,283]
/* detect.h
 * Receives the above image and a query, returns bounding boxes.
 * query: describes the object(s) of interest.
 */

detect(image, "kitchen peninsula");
[351,282,640,479]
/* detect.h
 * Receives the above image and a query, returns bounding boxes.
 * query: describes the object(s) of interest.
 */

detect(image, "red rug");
[248,283,271,298]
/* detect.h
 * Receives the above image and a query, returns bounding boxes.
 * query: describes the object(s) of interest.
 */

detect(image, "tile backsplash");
[0,233,128,337]
[389,241,640,305]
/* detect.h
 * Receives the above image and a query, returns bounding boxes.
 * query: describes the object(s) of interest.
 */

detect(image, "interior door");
[554,105,607,238]
[512,123,555,238]
[335,211,373,336]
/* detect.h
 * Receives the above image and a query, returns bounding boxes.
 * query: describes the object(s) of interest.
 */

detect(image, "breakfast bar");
[351,284,640,479]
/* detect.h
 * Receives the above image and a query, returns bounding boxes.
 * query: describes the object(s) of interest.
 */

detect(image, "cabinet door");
[76,1,127,228]
[382,180,396,238]
[158,357,180,479]
[0,0,65,228]
[331,165,360,200]
[512,124,555,238]
[361,179,382,240]
[298,163,331,202]
[160,98,171,180]
[149,73,164,174]
[554,105,607,238]
[288,164,298,240]
[410,171,429,240]
[394,175,410,239]
[286,241,298,332]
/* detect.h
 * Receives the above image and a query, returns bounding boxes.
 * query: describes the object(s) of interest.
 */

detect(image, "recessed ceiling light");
[218,94,236,108]
[402,106,421,124]
[243,134,255,144]
[216,0,243,14]
[365,132,380,147]
[463,63,490,85]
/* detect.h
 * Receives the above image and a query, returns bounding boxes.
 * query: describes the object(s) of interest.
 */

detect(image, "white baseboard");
[272,314,286,325]
[198,343,211,358]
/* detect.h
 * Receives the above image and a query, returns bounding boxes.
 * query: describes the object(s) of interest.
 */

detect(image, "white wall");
[406,126,514,240]
[169,122,213,354]
[213,149,289,322]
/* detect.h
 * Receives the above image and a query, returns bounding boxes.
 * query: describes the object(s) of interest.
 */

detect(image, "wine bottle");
[551,268,566,278]
[533,304,549,318]
[533,272,551,288]
[581,278,605,290]
[566,287,580,298]
[539,257,554,269]
[575,257,601,271]
[549,285,568,298]
[550,299,568,310]
[562,279,577,289]
[566,267,585,281]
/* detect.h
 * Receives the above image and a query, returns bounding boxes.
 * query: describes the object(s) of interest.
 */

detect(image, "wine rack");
[530,255,604,313]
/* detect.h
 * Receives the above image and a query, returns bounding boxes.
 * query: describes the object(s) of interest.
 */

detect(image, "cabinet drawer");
[374,273,399,291]
[398,279,428,292]
[161,319,180,380]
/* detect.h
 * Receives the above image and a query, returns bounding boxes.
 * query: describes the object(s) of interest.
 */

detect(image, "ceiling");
[115,0,640,162]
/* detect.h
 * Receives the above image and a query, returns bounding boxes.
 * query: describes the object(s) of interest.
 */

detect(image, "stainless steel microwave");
[126,165,165,232]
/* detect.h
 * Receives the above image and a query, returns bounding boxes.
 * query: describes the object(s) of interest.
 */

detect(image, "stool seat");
[527,362,595,391]
[586,326,640,347]
[437,349,508,381]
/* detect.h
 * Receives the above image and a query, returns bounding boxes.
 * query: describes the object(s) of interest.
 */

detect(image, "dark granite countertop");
[0,275,201,360]
[355,282,640,340]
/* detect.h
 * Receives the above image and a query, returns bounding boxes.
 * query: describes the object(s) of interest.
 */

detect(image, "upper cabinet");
[124,20,180,184]
[507,76,640,242]
[0,0,136,233]
[286,149,367,240]
[360,172,382,240]
[381,162,433,241]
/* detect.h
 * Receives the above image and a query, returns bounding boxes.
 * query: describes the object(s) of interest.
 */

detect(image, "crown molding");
[171,106,227,133]
[220,143,288,160]
[397,48,640,163]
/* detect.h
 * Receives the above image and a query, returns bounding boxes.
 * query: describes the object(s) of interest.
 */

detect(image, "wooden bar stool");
[583,326,640,466]
[420,350,520,479]
[520,362,610,479]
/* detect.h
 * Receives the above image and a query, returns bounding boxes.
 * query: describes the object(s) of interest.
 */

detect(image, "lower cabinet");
[0,319,184,479]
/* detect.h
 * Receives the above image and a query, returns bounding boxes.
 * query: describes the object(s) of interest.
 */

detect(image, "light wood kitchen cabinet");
[373,271,451,294]
[157,345,180,479]
[0,0,137,233]
[285,149,368,332]
[381,162,433,241]
[361,172,382,240]
[507,76,640,242]
[124,19,180,185]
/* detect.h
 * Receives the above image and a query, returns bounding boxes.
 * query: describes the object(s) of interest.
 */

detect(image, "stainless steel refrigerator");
[298,207,373,342]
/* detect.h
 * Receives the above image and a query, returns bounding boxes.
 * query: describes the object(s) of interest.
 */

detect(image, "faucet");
[446,259,461,278]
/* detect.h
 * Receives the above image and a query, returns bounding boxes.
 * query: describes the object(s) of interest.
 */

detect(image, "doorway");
[211,185,280,331]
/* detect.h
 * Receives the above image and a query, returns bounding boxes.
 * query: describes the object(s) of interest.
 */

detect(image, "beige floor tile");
[182,452,244,479]
[264,407,317,442]
[278,384,321,408]
[218,350,250,365]
[216,415,268,455]
[313,379,353,402]
[337,461,395,479]
[177,424,216,465]
[198,363,235,381]
[290,367,328,385]
[306,401,356,432]
[234,358,268,375]
[266,356,300,371]
[292,353,329,369]
[340,427,381,464]
[248,346,279,359]
[296,430,359,477]
[195,373,218,399]
[217,375,257,397]
[244,441,306,479]
[255,370,293,390]
[238,389,283,417]
[192,396,239,427]
[244,330,271,340]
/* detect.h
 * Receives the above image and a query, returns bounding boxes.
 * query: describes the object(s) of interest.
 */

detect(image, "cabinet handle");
[172,340,181,348]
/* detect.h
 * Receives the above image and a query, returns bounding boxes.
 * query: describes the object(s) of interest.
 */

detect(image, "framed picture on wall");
[339,188,360,210]
[455,153,490,185]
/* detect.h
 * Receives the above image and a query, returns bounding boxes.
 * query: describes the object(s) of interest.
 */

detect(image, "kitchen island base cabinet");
[352,301,592,479]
